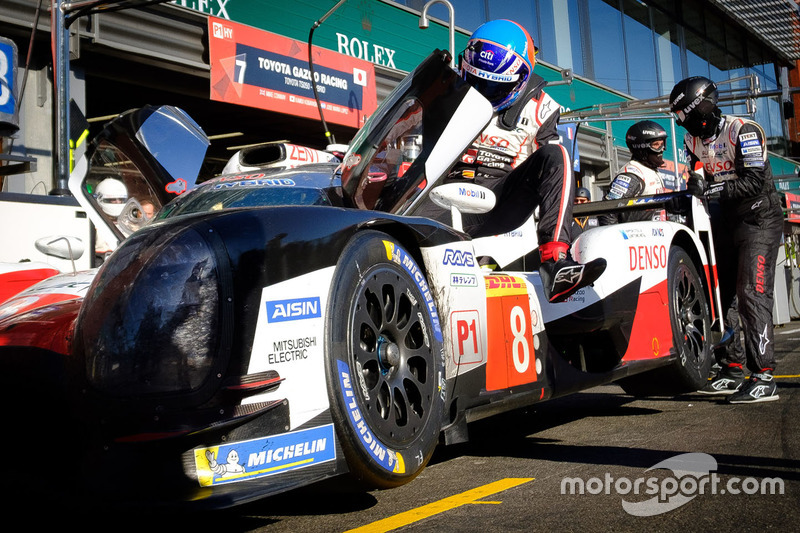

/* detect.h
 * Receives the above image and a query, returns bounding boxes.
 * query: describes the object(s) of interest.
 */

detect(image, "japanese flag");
[353,67,368,87]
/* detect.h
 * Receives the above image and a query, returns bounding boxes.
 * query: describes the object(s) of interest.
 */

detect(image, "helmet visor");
[464,70,519,108]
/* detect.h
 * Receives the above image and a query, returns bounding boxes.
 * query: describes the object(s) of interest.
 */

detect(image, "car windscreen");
[158,175,336,218]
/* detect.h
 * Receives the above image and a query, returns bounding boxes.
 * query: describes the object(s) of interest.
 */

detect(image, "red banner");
[208,17,377,129]
[786,192,800,223]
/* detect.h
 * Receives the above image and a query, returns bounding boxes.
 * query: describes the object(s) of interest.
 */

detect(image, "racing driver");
[670,76,783,403]
[419,19,606,303]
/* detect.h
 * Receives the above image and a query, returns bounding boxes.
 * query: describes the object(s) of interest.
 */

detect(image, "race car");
[0,50,722,508]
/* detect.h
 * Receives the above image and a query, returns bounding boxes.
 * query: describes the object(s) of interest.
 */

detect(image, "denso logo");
[705,160,733,174]
[443,249,475,267]
[629,245,667,271]
[266,297,321,323]
[478,134,510,148]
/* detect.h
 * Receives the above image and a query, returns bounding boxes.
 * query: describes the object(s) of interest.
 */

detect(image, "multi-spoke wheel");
[326,231,444,488]
[666,246,712,390]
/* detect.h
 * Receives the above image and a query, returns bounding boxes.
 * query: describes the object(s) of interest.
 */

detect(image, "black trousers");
[710,196,783,372]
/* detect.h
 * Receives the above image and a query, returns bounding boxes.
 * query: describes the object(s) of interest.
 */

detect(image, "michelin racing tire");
[665,246,712,390]
[619,246,712,396]
[325,231,445,488]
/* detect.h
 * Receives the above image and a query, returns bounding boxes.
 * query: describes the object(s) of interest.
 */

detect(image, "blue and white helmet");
[461,20,536,111]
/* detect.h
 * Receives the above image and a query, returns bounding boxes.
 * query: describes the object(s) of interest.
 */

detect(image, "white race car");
[0,50,722,508]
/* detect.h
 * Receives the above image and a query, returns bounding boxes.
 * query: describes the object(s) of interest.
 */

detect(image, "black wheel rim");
[673,262,707,367]
[348,264,435,447]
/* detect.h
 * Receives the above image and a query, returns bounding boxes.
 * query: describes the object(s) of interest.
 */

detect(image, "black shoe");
[697,365,745,395]
[727,371,779,404]
[540,257,607,303]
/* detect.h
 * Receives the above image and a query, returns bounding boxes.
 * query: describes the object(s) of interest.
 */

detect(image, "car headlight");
[80,224,223,396]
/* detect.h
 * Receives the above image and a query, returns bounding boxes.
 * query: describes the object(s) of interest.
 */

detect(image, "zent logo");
[266,297,321,323]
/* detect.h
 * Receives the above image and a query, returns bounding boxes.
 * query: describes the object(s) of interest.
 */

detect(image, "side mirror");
[35,236,85,274]
[429,183,496,232]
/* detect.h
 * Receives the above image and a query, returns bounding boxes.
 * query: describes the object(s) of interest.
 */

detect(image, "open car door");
[340,50,493,215]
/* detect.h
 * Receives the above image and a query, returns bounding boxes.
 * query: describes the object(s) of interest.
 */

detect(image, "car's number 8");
[510,305,529,373]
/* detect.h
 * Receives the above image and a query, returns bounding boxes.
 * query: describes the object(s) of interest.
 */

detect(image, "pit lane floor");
[76,322,800,532]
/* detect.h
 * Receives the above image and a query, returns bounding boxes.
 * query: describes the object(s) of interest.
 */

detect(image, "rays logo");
[443,249,475,267]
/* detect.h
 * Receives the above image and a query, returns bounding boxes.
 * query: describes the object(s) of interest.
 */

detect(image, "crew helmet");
[461,20,536,111]
[95,177,128,217]
[669,76,721,139]
[575,187,591,202]
[626,120,667,169]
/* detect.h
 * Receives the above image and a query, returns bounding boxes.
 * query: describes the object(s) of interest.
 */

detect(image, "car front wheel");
[325,231,445,488]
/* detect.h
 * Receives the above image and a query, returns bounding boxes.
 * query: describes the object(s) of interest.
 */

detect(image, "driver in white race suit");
[417,19,605,303]
[598,120,668,225]
[670,76,783,403]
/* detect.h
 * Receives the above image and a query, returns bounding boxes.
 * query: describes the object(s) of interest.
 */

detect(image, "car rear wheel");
[325,231,445,488]
[618,246,712,396]
[667,247,712,389]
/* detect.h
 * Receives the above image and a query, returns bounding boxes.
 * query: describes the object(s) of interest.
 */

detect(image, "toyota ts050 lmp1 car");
[0,51,723,508]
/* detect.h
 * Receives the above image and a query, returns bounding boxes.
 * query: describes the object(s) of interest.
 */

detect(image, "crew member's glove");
[686,172,726,198]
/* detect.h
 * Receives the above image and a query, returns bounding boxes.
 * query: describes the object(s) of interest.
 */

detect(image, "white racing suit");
[416,74,573,246]
[685,115,783,373]
[598,160,666,225]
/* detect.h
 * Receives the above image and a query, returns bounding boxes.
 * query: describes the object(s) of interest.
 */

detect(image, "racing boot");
[697,364,745,395]
[538,242,607,303]
[728,369,779,404]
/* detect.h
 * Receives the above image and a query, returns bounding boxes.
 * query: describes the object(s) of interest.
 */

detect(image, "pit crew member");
[670,76,783,403]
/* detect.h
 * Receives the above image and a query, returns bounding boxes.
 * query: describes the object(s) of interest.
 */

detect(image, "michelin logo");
[266,296,321,323]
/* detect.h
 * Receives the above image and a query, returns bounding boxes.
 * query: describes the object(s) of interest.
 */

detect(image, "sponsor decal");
[740,139,759,148]
[382,241,442,342]
[450,273,478,287]
[704,160,733,174]
[755,255,766,293]
[268,336,317,364]
[758,323,770,355]
[212,178,295,189]
[266,296,321,323]
[741,146,762,155]
[485,274,527,296]
[629,244,668,271]
[451,310,483,364]
[652,228,664,237]
[619,228,646,240]
[337,360,406,473]
[194,424,336,487]
[744,161,764,168]
[478,133,511,149]
[738,132,758,141]
[458,186,486,199]
[443,249,475,267]
[616,175,633,184]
